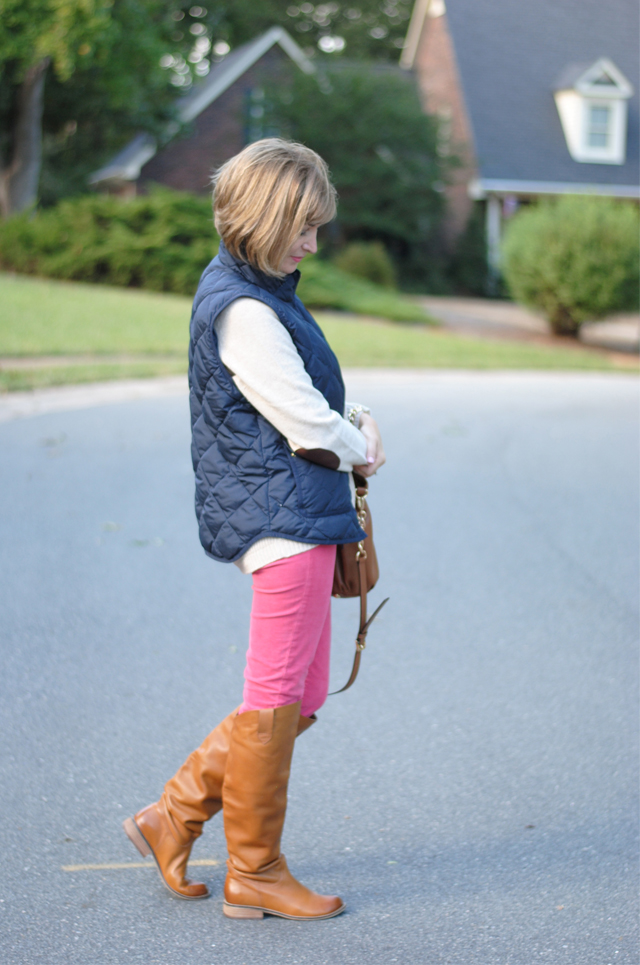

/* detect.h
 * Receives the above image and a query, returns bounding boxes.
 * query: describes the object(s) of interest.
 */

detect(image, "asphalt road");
[1,371,638,965]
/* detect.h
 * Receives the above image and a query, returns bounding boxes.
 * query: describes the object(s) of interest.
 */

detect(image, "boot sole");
[122,817,210,901]
[223,900,346,920]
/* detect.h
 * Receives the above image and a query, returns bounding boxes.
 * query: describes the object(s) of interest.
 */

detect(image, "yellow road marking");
[61,859,220,872]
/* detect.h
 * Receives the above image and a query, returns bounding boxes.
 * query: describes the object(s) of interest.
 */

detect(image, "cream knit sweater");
[214,297,369,574]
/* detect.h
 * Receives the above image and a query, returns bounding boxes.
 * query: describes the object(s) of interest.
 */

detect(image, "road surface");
[1,371,637,964]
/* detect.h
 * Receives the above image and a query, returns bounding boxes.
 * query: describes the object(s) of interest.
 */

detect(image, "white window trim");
[554,59,633,166]
[574,58,633,99]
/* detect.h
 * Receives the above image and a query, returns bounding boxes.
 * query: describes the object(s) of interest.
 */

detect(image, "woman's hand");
[354,412,386,478]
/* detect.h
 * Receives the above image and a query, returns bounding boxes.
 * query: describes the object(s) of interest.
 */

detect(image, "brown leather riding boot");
[165,709,316,835]
[123,706,239,899]
[222,702,344,920]
[123,708,317,899]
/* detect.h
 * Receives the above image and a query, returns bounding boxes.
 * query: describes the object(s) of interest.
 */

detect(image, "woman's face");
[280,224,318,274]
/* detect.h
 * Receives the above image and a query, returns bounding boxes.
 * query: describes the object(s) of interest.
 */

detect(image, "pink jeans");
[239,544,337,719]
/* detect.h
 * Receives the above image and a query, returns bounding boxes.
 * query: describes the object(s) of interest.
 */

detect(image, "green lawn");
[0,272,191,355]
[318,315,633,371]
[0,272,634,392]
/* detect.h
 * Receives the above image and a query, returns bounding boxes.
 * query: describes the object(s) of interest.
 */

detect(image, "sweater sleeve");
[214,297,368,472]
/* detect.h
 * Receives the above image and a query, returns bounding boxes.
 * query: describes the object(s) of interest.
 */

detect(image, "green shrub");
[0,188,219,295]
[502,196,639,336]
[0,188,430,321]
[333,241,397,289]
[448,202,489,296]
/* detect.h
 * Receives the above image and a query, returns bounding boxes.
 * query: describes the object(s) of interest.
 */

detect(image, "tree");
[266,64,448,288]
[114,1,416,99]
[278,0,413,60]
[178,0,413,65]
[0,0,417,213]
[0,0,184,214]
[0,0,108,213]
[38,1,190,206]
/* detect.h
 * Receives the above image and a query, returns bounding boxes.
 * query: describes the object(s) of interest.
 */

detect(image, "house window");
[587,104,611,148]
[245,87,266,144]
[244,87,281,145]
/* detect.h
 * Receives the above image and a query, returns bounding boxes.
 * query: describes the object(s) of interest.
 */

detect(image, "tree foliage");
[502,196,639,336]
[0,0,110,81]
[157,0,413,88]
[0,0,185,207]
[266,64,447,287]
[0,0,416,207]
[448,201,489,295]
[39,1,187,203]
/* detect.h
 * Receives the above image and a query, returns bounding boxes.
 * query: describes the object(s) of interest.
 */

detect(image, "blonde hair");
[212,138,337,277]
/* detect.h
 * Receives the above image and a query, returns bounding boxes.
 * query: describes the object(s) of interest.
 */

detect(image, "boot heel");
[223,902,264,919]
[123,818,152,857]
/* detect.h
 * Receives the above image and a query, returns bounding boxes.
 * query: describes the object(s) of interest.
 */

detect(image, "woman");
[123,139,386,920]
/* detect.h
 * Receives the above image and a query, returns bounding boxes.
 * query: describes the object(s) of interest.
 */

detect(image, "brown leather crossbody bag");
[331,473,389,694]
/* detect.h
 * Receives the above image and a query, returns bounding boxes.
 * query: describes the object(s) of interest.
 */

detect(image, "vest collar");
[217,240,300,302]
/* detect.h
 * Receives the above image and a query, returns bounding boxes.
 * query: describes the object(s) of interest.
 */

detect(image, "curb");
[0,369,637,424]
[0,375,188,424]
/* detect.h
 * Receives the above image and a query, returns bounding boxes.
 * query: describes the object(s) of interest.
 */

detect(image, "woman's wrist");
[358,412,377,433]
[355,412,385,476]
[347,403,370,428]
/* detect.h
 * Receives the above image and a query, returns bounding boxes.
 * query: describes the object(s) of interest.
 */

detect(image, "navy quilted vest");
[188,241,365,562]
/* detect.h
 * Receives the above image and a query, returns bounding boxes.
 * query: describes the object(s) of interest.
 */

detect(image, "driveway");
[0,371,637,965]
[422,296,640,356]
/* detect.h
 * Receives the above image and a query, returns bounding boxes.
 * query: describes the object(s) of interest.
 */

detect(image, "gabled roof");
[554,58,633,98]
[91,133,157,183]
[403,0,639,194]
[90,27,314,185]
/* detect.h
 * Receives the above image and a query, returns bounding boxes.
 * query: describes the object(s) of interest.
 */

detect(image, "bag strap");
[330,484,389,695]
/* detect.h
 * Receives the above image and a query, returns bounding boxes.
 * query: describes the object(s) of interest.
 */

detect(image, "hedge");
[0,188,429,323]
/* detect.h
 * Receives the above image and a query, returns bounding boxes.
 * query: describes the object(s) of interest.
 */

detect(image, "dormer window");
[554,58,633,165]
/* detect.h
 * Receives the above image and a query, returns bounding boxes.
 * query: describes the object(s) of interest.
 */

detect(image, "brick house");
[401,0,639,274]
[90,27,313,196]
